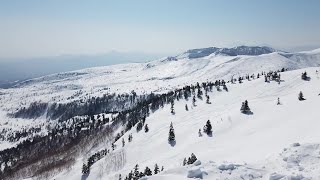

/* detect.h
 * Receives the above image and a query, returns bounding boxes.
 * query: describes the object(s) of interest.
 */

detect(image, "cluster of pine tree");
[120,164,163,180]
[82,148,110,175]
[0,124,43,142]
[182,153,198,166]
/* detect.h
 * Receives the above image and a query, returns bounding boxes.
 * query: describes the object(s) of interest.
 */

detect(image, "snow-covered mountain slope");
[1,47,320,108]
[49,67,320,180]
[0,47,320,150]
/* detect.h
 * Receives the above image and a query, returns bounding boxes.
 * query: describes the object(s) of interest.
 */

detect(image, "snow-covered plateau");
[1,46,320,179]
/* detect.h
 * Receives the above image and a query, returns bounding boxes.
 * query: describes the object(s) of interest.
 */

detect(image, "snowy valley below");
[1,46,320,180]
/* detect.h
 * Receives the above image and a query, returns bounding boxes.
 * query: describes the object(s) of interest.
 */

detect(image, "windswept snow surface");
[51,67,320,180]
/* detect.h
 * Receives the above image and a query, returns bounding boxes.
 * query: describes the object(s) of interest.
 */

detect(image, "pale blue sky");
[0,0,320,58]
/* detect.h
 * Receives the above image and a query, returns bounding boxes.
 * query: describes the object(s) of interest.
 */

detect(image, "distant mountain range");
[178,46,278,59]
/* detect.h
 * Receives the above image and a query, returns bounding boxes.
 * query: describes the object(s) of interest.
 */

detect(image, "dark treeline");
[12,91,143,121]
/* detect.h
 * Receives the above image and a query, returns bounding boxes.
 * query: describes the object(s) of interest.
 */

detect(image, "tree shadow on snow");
[169,140,176,147]
[304,77,311,81]
[242,111,254,115]
[81,175,89,180]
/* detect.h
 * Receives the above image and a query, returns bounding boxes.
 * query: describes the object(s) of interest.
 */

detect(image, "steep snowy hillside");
[1,47,320,151]
[49,67,320,180]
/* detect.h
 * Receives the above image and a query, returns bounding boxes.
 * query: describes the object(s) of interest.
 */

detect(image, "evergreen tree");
[128,171,133,180]
[206,95,211,104]
[144,166,152,176]
[154,164,160,174]
[223,84,228,91]
[168,122,175,143]
[192,95,196,106]
[301,71,308,80]
[144,167,152,176]
[198,128,202,137]
[144,124,149,133]
[185,104,189,111]
[133,164,140,179]
[239,77,243,83]
[122,138,125,147]
[187,157,192,164]
[240,100,251,114]
[203,120,212,135]
[197,88,202,99]
[161,166,164,171]
[183,157,187,166]
[139,172,145,178]
[264,75,268,82]
[128,134,133,142]
[112,143,115,150]
[136,121,143,132]
[119,174,122,180]
[277,97,281,105]
[82,163,89,175]
[190,153,197,164]
[170,100,175,114]
[298,91,305,101]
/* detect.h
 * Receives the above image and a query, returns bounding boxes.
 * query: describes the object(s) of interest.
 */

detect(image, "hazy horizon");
[1,0,320,59]
[1,0,320,85]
